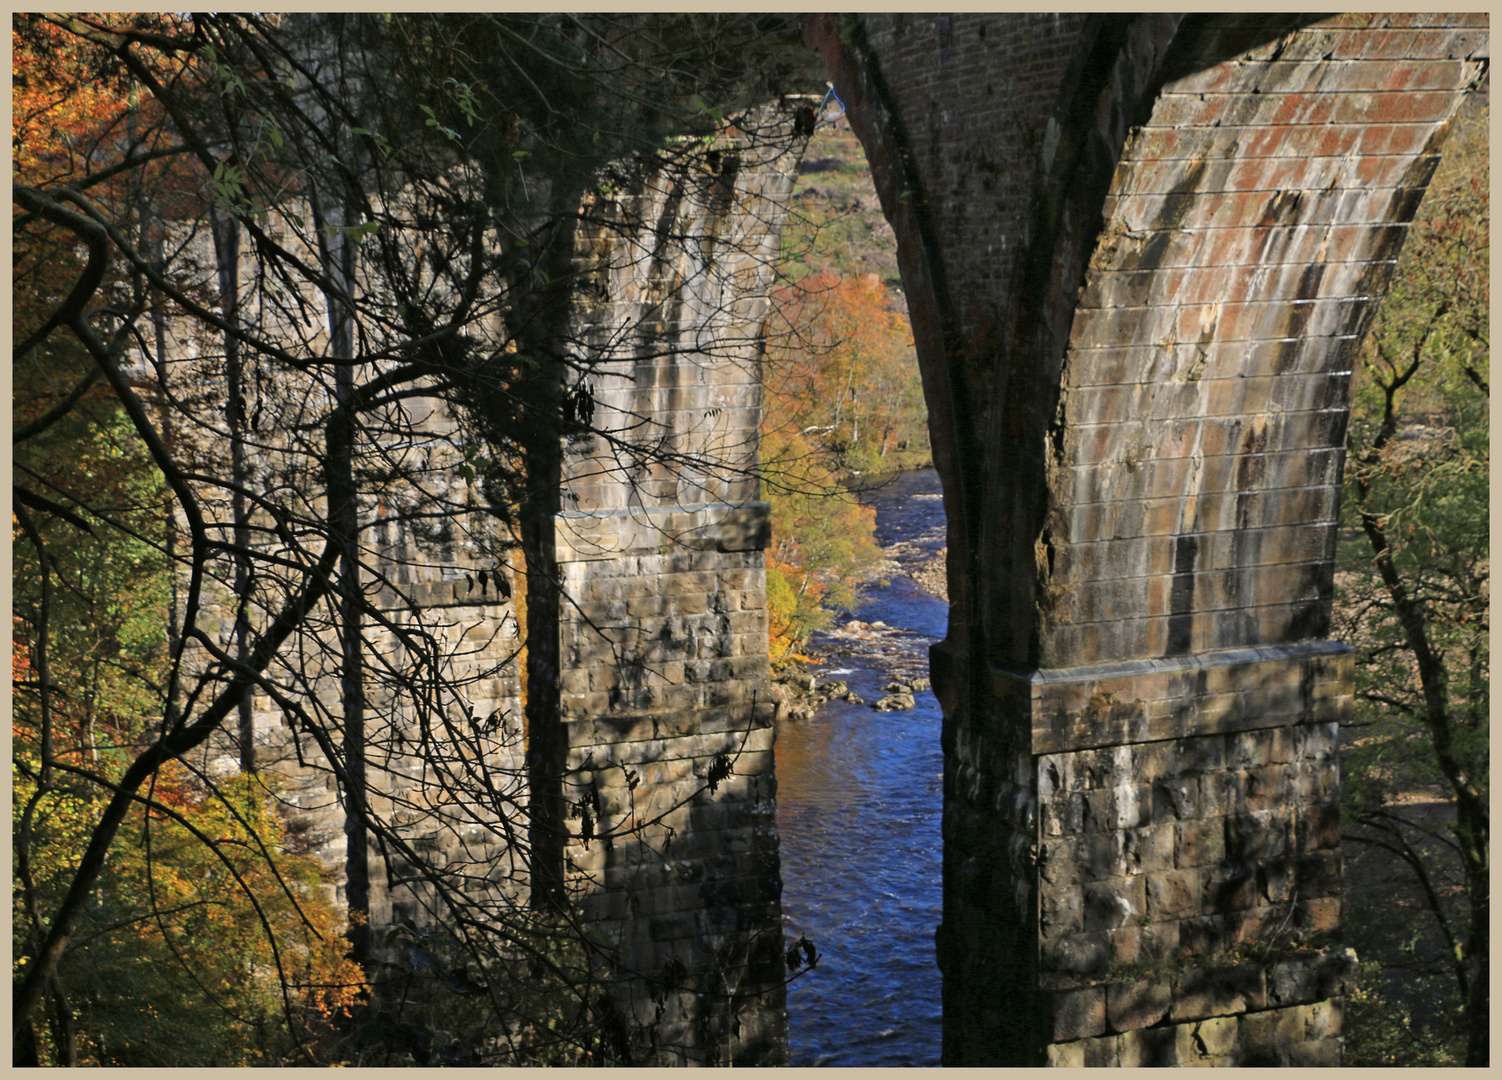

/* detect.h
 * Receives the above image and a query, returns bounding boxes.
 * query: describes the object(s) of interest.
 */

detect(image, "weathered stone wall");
[158,16,1489,1063]
[163,215,531,933]
[1051,15,1489,666]
[811,11,1486,1066]
[534,111,807,1065]
[169,105,809,1065]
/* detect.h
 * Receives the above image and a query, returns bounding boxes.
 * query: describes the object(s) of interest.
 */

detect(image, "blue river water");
[775,469,949,1067]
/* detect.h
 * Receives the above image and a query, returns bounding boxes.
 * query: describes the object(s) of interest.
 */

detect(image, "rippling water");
[775,470,948,1067]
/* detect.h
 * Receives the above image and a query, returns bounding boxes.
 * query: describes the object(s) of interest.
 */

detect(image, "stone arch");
[808,11,1486,1066]
[141,15,1487,1065]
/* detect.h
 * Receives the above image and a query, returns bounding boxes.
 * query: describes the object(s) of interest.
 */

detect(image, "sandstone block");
[671,592,712,616]
[1107,979,1172,1032]
[1226,809,1290,861]
[1080,1034,1121,1067]
[1238,1004,1305,1064]
[1175,734,1226,775]
[1083,876,1145,931]
[1042,791,1086,837]
[1267,955,1325,1008]
[1154,776,1199,819]
[1129,738,1178,777]
[1053,986,1106,1041]
[1038,753,1080,797]
[1172,963,1266,1022]
[1171,1016,1229,1066]
[1046,1039,1085,1067]
[1304,995,1344,1041]
[1257,856,1295,905]
[1289,1035,1342,1067]
[1080,831,1126,880]
[1147,869,1200,918]
[1040,836,1082,886]
[1041,931,1110,977]
[1242,764,1291,810]
[1110,919,1180,967]
[1116,1022,1182,1066]
[1202,864,1260,912]
[1084,784,1153,832]
[1178,914,1228,956]
[1126,824,1176,873]
[1175,820,1226,870]
[1295,849,1343,898]
[1295,720,1340,761]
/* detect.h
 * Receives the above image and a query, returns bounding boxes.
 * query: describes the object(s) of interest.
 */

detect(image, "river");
[775,468,948,1067]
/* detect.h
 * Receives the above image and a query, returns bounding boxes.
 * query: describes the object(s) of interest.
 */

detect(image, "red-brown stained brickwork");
[1054,17,1487,667]
[811,11,1486,1067]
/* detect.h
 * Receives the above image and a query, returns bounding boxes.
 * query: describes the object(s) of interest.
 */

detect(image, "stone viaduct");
[188,11,1485,1068]
[809,11,1486,1066]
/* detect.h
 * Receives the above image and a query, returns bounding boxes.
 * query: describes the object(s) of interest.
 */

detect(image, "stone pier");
[539,107,808,1064]
[810,11,1486,1065]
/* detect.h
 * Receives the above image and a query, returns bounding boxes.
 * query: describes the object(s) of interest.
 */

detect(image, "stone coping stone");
[997,640,1352,686]
[991,640,1353,754]
[555,501,771,561]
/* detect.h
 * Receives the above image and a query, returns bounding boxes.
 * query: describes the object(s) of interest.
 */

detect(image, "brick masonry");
[810,11,1486,1066]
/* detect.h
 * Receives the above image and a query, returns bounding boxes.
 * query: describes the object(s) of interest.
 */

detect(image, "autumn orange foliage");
[759,270,924,662]
[764,269,924,469]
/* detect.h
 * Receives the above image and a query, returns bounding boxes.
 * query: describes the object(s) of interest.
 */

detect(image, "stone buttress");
[170,103,812,1065]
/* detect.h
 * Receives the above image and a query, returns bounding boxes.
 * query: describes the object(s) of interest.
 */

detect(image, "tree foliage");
[766,269,927,474]
[1336,92,1488,1067]
[12,755,364,1065]
[752,109,934,664]
[757,268,925,662]
[761,428,881,664]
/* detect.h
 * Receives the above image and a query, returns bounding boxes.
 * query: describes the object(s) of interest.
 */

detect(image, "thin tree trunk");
[1358,511,1488,837]
[1462,794,1488,1066]
[514,221,578,913]
[521,490,565,911]
[210,203,256,771]
[316,195,372,966]
[148,231,183,731]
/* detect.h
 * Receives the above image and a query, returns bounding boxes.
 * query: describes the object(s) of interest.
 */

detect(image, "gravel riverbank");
[910,550,947,603]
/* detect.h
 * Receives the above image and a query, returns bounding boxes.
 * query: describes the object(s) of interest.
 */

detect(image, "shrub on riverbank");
[762,428,882,666]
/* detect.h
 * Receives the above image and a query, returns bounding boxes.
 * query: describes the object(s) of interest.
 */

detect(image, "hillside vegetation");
[763,113,929,663]
[1336,92,1488,1066]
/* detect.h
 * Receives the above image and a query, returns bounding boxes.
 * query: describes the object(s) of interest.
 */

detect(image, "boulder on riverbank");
[774,671,866,722]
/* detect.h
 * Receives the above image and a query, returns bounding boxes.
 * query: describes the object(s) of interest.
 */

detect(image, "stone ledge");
[991,640,1353,754]
[1046,996,1348,1066]
[554,501,770,562]
[564,700,778,745]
